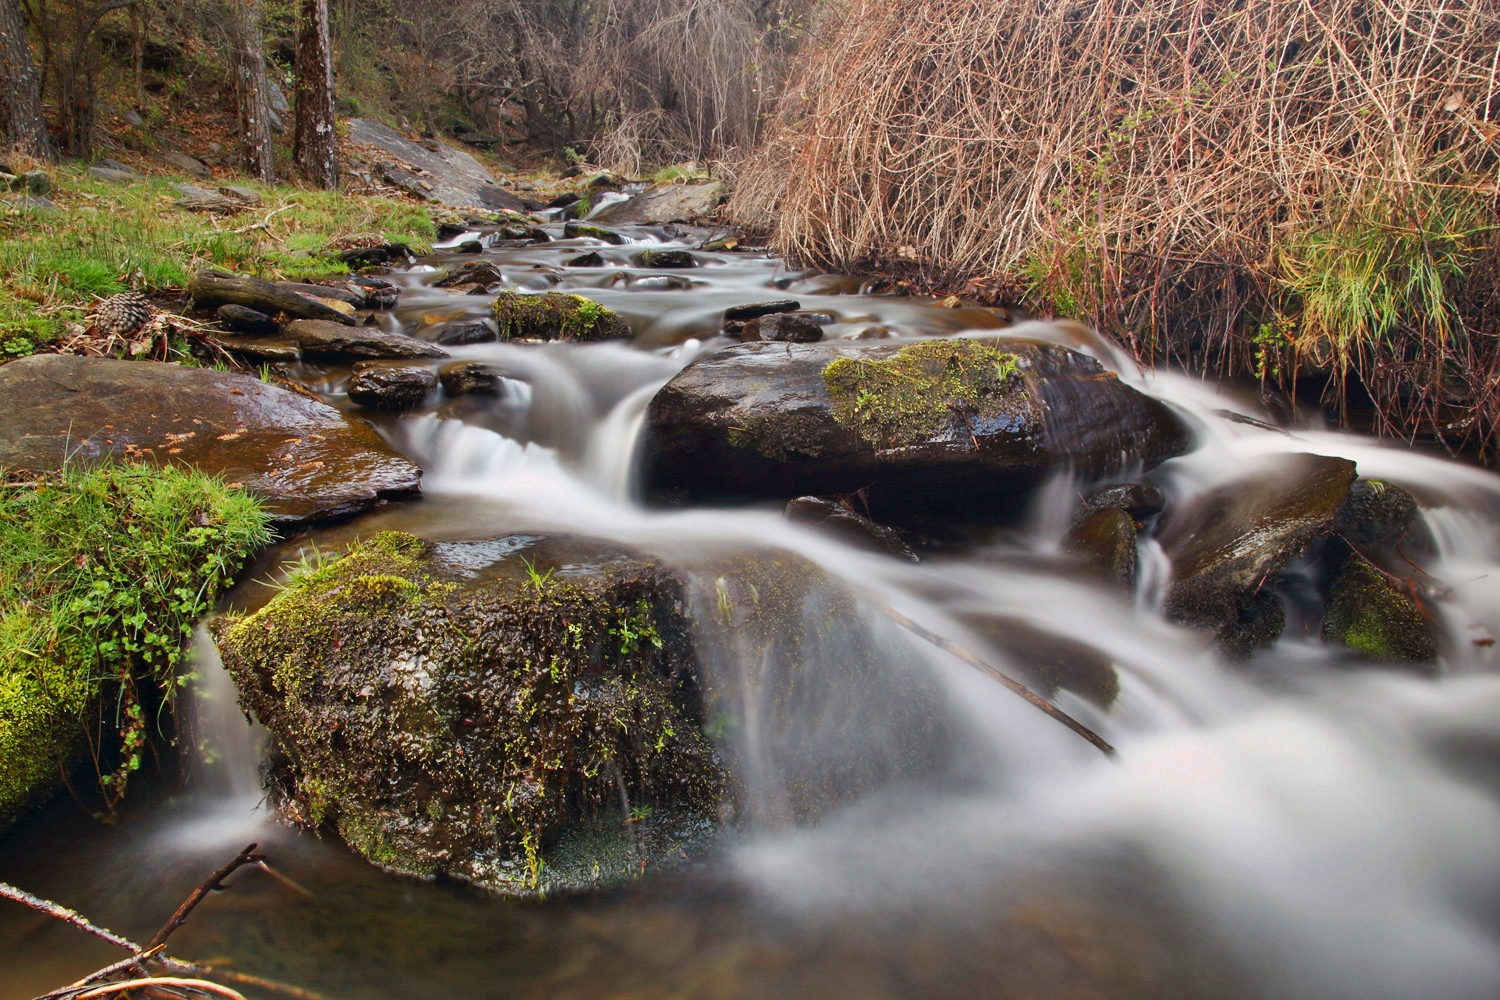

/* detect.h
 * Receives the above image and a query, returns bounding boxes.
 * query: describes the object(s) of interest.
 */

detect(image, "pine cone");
[93,292,153,338]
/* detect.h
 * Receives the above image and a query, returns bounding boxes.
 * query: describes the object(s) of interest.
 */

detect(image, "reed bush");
[731,0,1500,452]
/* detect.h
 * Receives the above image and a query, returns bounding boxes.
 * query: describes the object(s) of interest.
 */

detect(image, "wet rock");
[493,291,631,342]
[958,615,1120,708]
[347,363,438,411]
[1334,479,1436,572]
[436,221,469,240]
[0,355,420,523]
[759,312,824,343]
[724,299,799,322]
[1323,553,1438,667]
[346,118,524,212]
[434,261,505,289]
[590,181,726,225]
[347,276,400,310]
[285,319,449,360]
[439,361,505,397]
[216,304,279,335]
[1067,507,1136,590]
[214,531,721,894]
[430,319,497,346]
[783,496,919,562]
[643,339,1190,521]
[1079,482,1166,524]
[457,240,484,254]
[338,245,411,269]
[563,220,629,245]
[218,337,300,363]
[1159,453,1356,655]
[631,275,697,292]
[633,249,697,269]
[568,251,606,268]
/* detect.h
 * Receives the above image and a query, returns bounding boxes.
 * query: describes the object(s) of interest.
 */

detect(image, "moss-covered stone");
[215,531,721,894]
[492,291,631,342]
[1323,554,1438,667]
[822,339,1026,450]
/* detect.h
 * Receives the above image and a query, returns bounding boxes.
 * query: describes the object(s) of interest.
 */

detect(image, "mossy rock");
[492,291,631,342]
[1323,554,1438,668]
[0,621,92,829]
[214,531,721,894]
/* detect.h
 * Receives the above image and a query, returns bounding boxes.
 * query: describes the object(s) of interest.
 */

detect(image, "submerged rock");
[493,291,631,342]
[643,339,1190,521]
[633,249,697,269]
[1159,453,1356,655]
[214,531,721,894]
[1067,507,1136,590]
[439,361,506,397]
[1323,554,1438,667]
[783,496,919,562]
[958,615,1120,708]
[0,355,421,523]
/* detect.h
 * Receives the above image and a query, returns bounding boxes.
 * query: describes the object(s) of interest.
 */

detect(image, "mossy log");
[187,268,356,326]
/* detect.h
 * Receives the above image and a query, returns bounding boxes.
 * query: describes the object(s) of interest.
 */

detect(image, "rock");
[274,281,362,308]
[123,109,145,127]
[88,166,136,184]
[783,496,918,562]
[1323,553,1438,667]
[456,132,502,148]
[1159,453,1357,655]
[172,183,238,212]
[213,531,721,894]
[725,299,799,322]
[430,320,497,345]
[633,249,697,269]
[7,171,51,195]
[346,276,400,309]
[631,275,697,292]
[1334,479,1435,572]
[493,292,631,342]
[547,192,582,209]
[0,355,420,523]
[567,251,605,268]
[100,158,135,173]
[1066,507,1136,590]
[267,81,290,114]
[1078,482,1166,524]
[457,240,484,254]
[346,118,523,212]
[284,319,449,361]
[439,361,505,396]
[702,235,739,252]
[434,261,505,289]
[759,312,824,343]
[563,220,629,245]
[338,245,410,269]
[219,185,262,206]
[347,363,438,411]
[160,151,213,179]
[958,615,1120,708]
[6,195,57,213]
[643,339,1190,520]
[590,181,727,225]
[219,337,300,363]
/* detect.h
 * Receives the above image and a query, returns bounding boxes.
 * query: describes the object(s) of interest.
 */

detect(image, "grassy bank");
[0,164,436,359]
[0,463,272,828]
[732,0,1500,455]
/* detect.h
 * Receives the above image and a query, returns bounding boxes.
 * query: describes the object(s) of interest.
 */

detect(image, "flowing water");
[7,223,1500,999]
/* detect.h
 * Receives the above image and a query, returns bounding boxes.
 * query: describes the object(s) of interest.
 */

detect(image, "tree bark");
[292,0,337,189]
[228,0,275,183]
[0,0,51,159]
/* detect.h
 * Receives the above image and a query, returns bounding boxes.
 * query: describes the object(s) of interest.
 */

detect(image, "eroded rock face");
[643,339,1190,521]
[0,355,421,523]
[346,118,524,212]
[214,531,722,894]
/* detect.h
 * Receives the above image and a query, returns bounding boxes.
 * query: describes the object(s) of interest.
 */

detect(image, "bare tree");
[293,0,336,188]
[228,0,274,182]
[0,0,49,158]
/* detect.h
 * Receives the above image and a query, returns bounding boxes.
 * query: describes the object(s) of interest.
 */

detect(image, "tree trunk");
[292,0,337,189]
[0,0,51,159]
[229,0,275,183]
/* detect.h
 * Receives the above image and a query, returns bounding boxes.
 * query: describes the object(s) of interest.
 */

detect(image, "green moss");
[0,463,273,828]
[492,291,631,342]
[822,340,1026,449]
[1323,555,1438,665]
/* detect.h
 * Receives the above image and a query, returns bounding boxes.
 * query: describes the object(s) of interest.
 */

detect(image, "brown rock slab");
[285,319,448,360]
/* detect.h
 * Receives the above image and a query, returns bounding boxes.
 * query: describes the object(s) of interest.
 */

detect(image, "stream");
[7,222,1500,999]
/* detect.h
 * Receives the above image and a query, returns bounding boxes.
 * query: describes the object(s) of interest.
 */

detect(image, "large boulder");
[0,355,421,523]
[642,338,1190,520]
[214,531,722,894]
[591,181,726,225]
[346,118,524,212]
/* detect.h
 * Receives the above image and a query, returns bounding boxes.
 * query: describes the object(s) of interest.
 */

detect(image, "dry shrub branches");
[732,0,1500,453]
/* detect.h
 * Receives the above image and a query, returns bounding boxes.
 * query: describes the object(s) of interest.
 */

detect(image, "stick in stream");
[878,602,1117,757]
[144,843,264,952]
[0,883,142,953]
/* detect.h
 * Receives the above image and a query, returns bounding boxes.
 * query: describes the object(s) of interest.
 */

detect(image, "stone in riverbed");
[563,220,629,245]
[216,304,280,335]
[632,249,697,269]
[213,531,721,894]
[724,299,799,322]
[589,181,726,225]
[642,338,1190,522]
[0,354,420,524]
[284,319,449,360]
[493,292,631,342]
[430,319,497,345]
[439,361,505,397]
[758,312,824,343]
[1066,506,1136,590]
[1323,553,1438,667]
[347,362,438,411]
[783,496,918,562]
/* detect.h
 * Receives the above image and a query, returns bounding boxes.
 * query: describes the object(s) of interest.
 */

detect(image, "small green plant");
[520,555,554,593]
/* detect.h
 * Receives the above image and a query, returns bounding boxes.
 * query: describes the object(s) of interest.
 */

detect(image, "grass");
[0,463,273,827]
[0,163,437,356]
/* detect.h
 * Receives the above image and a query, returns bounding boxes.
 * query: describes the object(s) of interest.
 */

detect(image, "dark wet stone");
[1067,507,1136,590]
[759,312,824,343]
[1078,483,1166,525]
[439,361,505,397]
[456,240,484,254]
[959,614,1120,708]
[548,192,582,209]
[563,221,629,245]
[213,531,720,894]
[436,222,469,240]
[216,303,280,336]
[219,336,300,363]
[0,354,420,523]
[348,276,400,309]
[633,249,697,269]
[589,181,726,225]
[276,281,362,307]
[1334,479,1436,572]
[347,363,438,411]
[1323,553,1438,668]
[643,339,1190,521]
[1159,453,1356,655]
[724,299,799,322]
[434,261,505,289]
[783,496,919,562]
[430,319,497,345]
[285,319,449,361]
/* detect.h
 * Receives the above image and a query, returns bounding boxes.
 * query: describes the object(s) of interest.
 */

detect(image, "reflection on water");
[7,221,1500,999]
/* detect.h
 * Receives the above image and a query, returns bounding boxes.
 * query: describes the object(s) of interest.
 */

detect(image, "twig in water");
[878,602,1116,757]
[145,843,263,952]
[0,882,142,952]
[73,979,246,1000]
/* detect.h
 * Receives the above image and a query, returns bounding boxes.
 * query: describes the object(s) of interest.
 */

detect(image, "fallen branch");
[0,883,142,952]
[74,978,246,1000]
[879,602,1117,757]
[145,844,263,952]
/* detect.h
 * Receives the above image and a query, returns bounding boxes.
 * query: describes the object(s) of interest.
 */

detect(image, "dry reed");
[731,0,1500,453]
